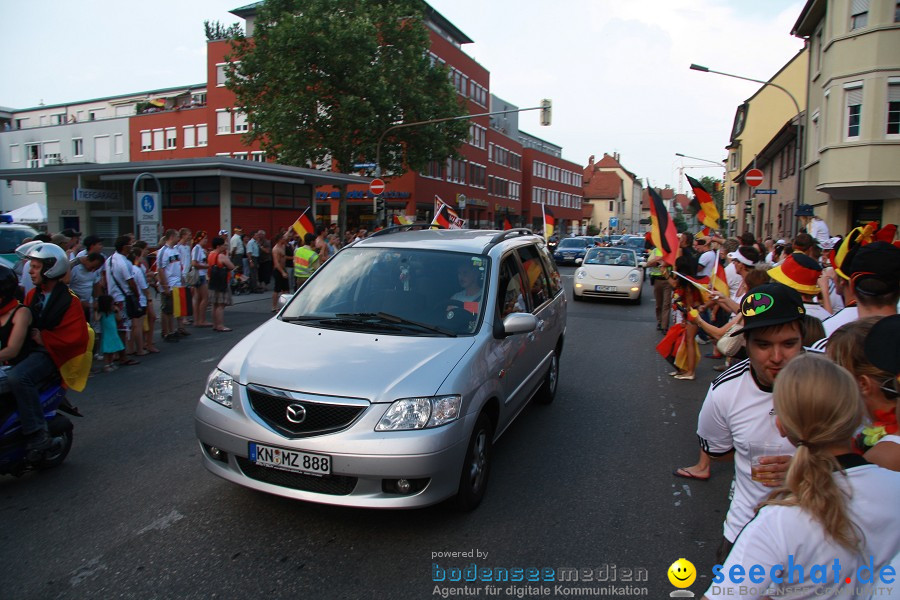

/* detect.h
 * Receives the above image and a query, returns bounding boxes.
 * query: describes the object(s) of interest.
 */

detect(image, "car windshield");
[0,226,38,254]
[281,247,489,336]
[584,248,636,267]
[624,238,645,251]
[558,238,585,249]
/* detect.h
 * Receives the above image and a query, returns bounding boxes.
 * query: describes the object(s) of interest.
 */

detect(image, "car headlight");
[375,395,462,431]
[628,270,641,283]
[205,369,234,408]
[576,268,586,280]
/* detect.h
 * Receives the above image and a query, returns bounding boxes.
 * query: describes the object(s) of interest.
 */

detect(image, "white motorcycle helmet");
[16,241,70,279]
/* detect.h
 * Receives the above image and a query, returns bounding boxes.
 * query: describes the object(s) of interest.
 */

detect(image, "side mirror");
[502,313,538,337]
[575,257,583,264]
[276,293,292,311]
[639,261,647,268]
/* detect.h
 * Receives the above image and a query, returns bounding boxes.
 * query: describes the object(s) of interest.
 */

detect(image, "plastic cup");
[749,442,783,483]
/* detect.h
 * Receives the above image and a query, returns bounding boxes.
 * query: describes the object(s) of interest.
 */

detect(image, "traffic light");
[540,99,552,126]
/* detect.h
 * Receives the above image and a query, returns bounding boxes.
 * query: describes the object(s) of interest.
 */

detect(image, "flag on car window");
[290,208,315,239]
[686,175,720,230]
[392,214,413,226]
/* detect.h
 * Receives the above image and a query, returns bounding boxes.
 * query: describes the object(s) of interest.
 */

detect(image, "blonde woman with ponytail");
[703,354,900,600]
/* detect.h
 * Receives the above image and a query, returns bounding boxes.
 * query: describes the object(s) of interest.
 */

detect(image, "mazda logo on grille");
[285,404,307,424]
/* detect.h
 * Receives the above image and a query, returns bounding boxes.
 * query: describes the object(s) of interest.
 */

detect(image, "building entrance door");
[851,199,883,227]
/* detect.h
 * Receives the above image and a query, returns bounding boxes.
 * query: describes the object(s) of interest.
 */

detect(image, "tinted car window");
[537,245,562,295]
[497,255,527,318]
[557,238,585,249]
[517,245,552,308]
[0,227,38,253]
[283,248,489,335]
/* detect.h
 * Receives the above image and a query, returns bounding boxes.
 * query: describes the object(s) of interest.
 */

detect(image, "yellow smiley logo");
[668,558,696,588]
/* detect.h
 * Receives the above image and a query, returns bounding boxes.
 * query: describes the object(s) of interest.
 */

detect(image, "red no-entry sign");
[369,178,385,196]
[745,169,764,187]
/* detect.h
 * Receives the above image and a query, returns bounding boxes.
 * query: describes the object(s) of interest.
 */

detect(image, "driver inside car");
[448,262,482,317]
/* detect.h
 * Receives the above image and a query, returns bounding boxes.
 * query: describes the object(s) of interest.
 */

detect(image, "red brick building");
[127,2,583,232]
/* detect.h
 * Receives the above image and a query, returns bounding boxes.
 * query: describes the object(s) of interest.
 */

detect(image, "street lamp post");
[689,64,803,237]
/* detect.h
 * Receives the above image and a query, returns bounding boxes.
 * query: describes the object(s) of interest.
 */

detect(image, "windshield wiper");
[374,312,457,337]
[281,315,327,323]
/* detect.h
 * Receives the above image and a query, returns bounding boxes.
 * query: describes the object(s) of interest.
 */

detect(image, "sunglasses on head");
[878,376,899,400]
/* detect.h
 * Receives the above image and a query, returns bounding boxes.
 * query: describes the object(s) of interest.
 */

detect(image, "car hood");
[217,318,477,403]
[581,265,637,282]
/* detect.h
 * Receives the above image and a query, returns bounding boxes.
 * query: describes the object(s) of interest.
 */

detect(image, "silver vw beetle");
[195,228,567,510]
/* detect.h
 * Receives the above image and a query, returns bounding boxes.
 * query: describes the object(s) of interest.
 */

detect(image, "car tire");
[454,412,493,512]
[572,291,583,302]
[632,292,642,306]
[533,346,560,405]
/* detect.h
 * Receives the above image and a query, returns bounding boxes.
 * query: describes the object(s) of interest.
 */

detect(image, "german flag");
[648,186,678,265]
[503,217,513,231]
[710,261,730,297]
[542,205,555,240]
[392,215,413,226]
[172,286,193,318]
[431,204,452,229]
[291,208,315,238]
[686,175,720,230]
[26,287,94,392]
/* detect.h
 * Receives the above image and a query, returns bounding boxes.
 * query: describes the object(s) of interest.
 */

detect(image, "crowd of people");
[646,206,900,598]
[7,221,372,374]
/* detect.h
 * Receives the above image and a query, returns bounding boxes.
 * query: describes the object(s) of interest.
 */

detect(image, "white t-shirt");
[230,233,244,255]
[131,264,148,308]
[105,252,134,303]
[803,302,831,323]
[157,244,184,288]
[725,262,743,304]
[705,459,900,600]
[191,244,208,277]
[68,261,98,302]
[697,359,797,542]
[808,218,831,247]
[175,243,190,277]
[823,306,859,337]
[698,249,717,278]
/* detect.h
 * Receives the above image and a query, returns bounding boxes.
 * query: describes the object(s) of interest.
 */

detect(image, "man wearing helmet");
[12,241,91,453]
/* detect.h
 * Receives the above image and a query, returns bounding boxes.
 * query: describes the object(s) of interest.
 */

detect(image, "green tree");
[673,210,688,234]
[226,0,468,177]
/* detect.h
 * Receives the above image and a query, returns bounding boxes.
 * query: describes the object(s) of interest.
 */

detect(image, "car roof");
[354,228,542,256]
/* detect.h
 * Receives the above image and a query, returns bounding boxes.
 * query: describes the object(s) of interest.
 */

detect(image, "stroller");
[230,271,252,295]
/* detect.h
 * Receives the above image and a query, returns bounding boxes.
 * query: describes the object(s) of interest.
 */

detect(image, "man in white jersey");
[697,282,807,563]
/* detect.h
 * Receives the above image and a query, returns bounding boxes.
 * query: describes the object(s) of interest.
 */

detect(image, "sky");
[0,0,806,192]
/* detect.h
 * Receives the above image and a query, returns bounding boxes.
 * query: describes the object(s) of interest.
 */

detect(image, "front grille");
[247,388,366,438]
[236,457,357,495]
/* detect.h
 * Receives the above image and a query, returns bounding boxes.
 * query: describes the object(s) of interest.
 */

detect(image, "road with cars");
[1,271,734,599]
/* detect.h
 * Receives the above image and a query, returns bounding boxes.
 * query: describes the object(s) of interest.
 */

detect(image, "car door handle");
[537,319,545,331]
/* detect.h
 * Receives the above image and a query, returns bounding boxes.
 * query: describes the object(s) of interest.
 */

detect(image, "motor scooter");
[0,378,82,476]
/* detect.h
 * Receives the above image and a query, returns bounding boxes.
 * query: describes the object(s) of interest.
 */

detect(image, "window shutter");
[846,88,863,107]
[889,84,900,103]
[850,0,868,15]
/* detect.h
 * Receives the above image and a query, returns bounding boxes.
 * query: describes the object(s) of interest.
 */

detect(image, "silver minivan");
[195,228,567,510]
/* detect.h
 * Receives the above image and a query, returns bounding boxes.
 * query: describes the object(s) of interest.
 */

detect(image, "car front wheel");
[454,412,493,511]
